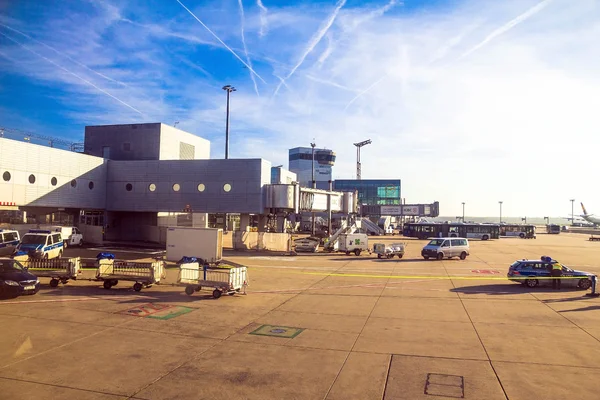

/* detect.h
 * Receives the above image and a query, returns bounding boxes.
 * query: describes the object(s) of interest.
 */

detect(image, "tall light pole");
[222,85,236,159]
[570,199,575,226]
[462,202,465,223]
[353,139,372,180]
[499,201,503,224]
[310,141,316,188]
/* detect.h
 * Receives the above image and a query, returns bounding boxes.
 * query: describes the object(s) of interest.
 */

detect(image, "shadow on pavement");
[450,284,585,296]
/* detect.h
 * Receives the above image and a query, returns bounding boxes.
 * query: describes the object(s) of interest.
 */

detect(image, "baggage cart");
[373,243,406,259]
[178,259,248,299]
[96,255,166,292]
[22,257,82,287]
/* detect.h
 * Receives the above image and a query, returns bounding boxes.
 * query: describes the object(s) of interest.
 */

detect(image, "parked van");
[0,229,20,257]
[421,237,469,260]
[54,226,84,248]
[17,230,64,260]
[339,233,369,256]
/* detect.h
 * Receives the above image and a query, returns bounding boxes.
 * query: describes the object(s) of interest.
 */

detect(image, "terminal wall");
[84,123,162,160]
[105,159,271,213]
[0,138,107,209]
[232,231,291,251]
[159,124,210,160]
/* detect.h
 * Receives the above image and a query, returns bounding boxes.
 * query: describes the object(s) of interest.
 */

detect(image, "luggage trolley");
[178,257,248,299]
[22,257,82,287]
[96,253,166,292]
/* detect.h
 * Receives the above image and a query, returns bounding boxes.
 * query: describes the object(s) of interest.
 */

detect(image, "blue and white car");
[507,258,595,289]
[16,230,64,260]
[0,230,20,257]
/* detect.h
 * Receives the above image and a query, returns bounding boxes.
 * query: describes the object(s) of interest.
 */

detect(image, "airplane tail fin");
[581,202,588,216]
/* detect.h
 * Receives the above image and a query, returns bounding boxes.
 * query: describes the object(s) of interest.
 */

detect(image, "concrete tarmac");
[1,233,599,399]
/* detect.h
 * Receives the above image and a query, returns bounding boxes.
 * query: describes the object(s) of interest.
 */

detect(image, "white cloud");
[1,0,599,217]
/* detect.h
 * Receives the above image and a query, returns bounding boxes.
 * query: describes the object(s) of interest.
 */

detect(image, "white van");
[17,230,64,260]
[339,233,369,256]
[421,237,470,260]
[54,227,84,248]
[0,229,20,257]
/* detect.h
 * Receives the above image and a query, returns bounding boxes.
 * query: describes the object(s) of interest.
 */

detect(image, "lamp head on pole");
[222,85,237,93]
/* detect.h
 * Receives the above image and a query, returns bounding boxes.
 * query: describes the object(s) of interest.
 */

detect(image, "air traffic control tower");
[288,147,336,190]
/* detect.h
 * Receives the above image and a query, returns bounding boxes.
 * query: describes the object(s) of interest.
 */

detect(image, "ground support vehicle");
[21,257,81,287]
[294,237,321,252]
[589,235,600,242]
[96,255,166,292]
[373,243,405,259]
[178,259,248,299]
[0,229,20,257]
[338,233,369,256]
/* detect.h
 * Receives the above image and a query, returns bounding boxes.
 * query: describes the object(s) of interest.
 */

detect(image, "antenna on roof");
[174,121,180,127]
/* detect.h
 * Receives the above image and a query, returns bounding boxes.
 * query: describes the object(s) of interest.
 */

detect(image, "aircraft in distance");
[580,203,600,227]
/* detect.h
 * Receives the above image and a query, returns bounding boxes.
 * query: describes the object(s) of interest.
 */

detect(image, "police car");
[507,257,595,289]
[16,230,64,260]
[0,229,20,257]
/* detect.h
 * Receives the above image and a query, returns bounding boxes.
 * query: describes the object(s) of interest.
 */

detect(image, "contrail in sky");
[257,0,268,37]
[343,75,387,111]
[0,31,145,116]
[176,0,266,84]
[238,0,259,96]
[459,0,552,59]
[0,22,129,87]
[273,0,346,96]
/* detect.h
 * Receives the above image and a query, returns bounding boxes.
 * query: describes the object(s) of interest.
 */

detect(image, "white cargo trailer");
[166,227,223,263]
[338,233,369,256]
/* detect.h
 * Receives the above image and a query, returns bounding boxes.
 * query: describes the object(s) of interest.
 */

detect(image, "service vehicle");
[0,258,40,298]
[421,237,470,260]
[54,226,84,248]
[545,224,561,234]
[404,222,498,240]
[16,230,64,260]
[373,242,405,259]
[338,233,369,256]
[0,229,20,257]
[507,258,595,289]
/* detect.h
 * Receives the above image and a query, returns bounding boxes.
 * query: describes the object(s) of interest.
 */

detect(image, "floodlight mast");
[353,139,372,180]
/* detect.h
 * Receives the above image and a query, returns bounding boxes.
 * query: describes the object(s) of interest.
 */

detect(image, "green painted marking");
[249,324,305,339]
[147,306,194,320]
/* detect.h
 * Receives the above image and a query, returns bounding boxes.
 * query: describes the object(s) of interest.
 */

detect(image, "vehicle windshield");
[427,239,444,246]
[510,261,521,268]
[0,260,24,272]
[20,235,46,245]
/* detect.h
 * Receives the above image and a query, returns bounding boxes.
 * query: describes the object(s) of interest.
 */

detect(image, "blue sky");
[1,0,599,217]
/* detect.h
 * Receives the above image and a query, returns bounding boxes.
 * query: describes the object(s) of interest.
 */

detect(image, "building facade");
[334,179,401,206]
[288,147,335,189]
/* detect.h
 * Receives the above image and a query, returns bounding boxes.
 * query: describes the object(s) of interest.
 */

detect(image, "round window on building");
[197,183,205,192]
[28,174,36,184]
[2,171,11,182]
[223,183,232,192]
[149,183,156,192]
[172,183,181,192]
[51,177,57,186]
[126,183,133,192]
[89,181,94,190]
[71,179,77,188]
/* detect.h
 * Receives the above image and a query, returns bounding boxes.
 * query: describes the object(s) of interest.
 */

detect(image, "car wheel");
[482,235,489,241]
[436,253,443,261]
[133,283,143,292]
[103,280,112,290]
[578,279,592,290]
[79,240,84,247]
[377,254,382,259]
[423,256,429,260]
[63,241,68,249]
[185,286,195,296]
[397,254,403,259]
[525,278,538,288]
[519,233,525,239]
[354,249,361,256]
[459,252,467,260]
